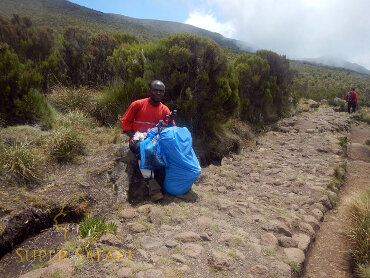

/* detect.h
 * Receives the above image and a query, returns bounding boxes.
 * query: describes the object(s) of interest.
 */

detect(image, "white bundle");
[133,132,147,141]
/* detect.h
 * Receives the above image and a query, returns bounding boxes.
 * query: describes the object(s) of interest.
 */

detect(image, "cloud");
[199,0,370,69]
[185,11,236,38]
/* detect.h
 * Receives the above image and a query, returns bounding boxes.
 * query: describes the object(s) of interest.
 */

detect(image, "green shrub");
[14,88,56,127]
[0,141,42,184]
[93,82,133,125]
[0,42,42,125]
[346,189,370,275]
[79,217,117,239]
[235,51,293,124]
[47,127,85,162]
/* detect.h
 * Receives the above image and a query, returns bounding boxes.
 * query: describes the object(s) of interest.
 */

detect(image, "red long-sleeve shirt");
[121,98,170,133]
[345,91,358,103]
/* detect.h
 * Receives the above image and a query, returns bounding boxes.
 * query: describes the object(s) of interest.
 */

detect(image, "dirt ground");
[303,123,370,278]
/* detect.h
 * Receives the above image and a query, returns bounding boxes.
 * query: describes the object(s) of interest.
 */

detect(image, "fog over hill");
[302,56,370,76]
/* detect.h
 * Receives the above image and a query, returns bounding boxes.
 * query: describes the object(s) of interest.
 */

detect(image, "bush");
[224,118,254,140]
[47,86,97,114]
[346,189,370,276]
[47,127,85,162]
[14,88,56,127]
[0,43,42,125]
[235,51,294,124]
[93,82,134,125]
[144,33,240,137]
[0,141,42,184]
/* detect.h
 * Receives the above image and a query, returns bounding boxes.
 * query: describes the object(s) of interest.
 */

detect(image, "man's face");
[150,83,165,103]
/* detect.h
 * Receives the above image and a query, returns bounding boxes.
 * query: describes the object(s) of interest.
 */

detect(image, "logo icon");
[54,203,68,242]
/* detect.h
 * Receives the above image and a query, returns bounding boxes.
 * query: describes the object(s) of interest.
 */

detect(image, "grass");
[158,203,191,225]
[0,125,47,146]
[49,270,65,278]
[47,127,86,162]
[30,261,47,271]
[262,247,276,256]
[345,189,370,278]
[337,136,349,154]
[225,249,237,258]
[289,261,301,274]
[354,107,370,124]
[357,264,370,278]
[130,262,152,273]
[79,217,117,239]
[48,86,97,114]
[53,110,97,131]
[229,235,243,247]
[93,82,132,125]
[334,166,345,181]
[0,141,43,185]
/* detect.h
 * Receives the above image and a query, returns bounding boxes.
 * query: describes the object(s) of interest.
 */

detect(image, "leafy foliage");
[144,33,240,137]
[0,42,44,125]
[0,14,54,63]
[235,51,293,123]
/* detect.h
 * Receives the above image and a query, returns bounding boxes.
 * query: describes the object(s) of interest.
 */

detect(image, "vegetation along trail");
[303,122,370,278]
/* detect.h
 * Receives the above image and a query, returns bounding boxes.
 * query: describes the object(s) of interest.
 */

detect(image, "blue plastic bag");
[159,126,201,195]
[139,134,166,170]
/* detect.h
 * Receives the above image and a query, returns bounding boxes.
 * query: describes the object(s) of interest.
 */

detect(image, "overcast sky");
[68,0,370,69]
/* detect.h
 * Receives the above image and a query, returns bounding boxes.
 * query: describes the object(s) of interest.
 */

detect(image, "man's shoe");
[147,179,162,191]
[150,191,164,202]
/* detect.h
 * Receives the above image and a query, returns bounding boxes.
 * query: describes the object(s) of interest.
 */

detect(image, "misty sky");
[68,0,370,69]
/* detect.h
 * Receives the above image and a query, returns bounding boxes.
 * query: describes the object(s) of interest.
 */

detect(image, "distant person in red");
[345,88,358,114]
[121,80,174,202]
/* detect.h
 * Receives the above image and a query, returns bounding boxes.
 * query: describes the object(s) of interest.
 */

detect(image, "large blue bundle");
[159,126,201,195]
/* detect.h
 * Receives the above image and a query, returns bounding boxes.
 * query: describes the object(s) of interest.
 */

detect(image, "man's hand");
[125,130,135,140]
[166,110,177,127]
[129,139,141,154]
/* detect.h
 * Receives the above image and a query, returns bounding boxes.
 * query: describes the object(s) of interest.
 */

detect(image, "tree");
[0,43,46,125]
[61,26,91,85]
[143,33,240,137]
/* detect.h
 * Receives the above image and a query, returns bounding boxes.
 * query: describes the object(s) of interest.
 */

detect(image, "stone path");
[18,105,364,278]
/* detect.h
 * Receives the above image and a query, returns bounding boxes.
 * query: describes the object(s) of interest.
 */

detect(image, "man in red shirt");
[121,80,172,153]
[121,80,173,202]
[345,88,358,114]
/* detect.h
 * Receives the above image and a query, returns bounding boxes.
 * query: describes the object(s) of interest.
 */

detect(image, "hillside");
[1,103,369,277]
[290,60,370,106]
[0,0,251,51]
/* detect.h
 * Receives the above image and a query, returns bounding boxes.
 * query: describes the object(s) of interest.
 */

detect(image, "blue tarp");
[159,126,201,195]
